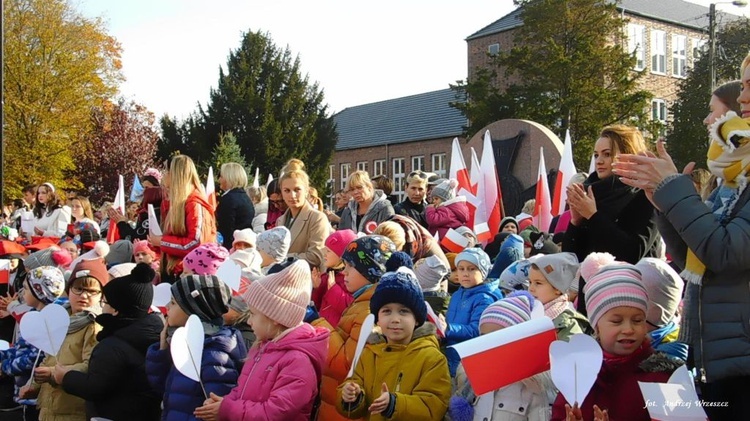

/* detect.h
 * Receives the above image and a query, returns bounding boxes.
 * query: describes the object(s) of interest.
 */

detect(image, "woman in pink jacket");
[194,259,330,421]
[425,179,469,243]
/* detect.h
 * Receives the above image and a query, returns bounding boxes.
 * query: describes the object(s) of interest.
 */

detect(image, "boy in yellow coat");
[337,269,451,420]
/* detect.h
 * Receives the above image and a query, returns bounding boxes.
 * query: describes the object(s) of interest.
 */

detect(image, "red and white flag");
[450,137,476,228]
[469,147,482,196]
[552,130,577,216]
[474,222,492,243]
[480,130,504,235]
[468,147,484,226]
[107,175,125,244]
[533,148,553,232]
[450,317,557,395]
[205,167,217,210]
[440,228,470,253]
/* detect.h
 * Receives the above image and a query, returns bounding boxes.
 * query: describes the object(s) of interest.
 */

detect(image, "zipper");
[395,372,403,392]
[240,344,265,396]
[697,284,707,383]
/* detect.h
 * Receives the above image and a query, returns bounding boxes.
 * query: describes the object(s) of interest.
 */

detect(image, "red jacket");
[314,271,353,328]
[160,190,216,259]
[425,197,470,241]
[551,342,682,421]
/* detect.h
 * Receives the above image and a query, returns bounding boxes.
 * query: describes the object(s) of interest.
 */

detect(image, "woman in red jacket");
[149,155,216,283]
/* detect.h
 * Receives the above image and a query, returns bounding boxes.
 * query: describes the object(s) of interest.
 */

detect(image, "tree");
[667,19,750,169]
[75,99,159,204]
[198,30,337,191]
[3,0,123,199]
[451,0,651,168]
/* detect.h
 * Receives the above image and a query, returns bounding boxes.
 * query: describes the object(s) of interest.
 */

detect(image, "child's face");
[457,261,483,288]
[324,247,341,270]
[167,297,189,327]
[479,323,504,335]
[234,242,252,251]
[247,306,280,341]
[377,303,416,345]
[430,196,443,206]
[528,267,561,304]
[596,306,647,356]
[60,241,79,260]
[22,279,40,308]
[134,251,153,264]
[67,279,102,314]
[342,262,370,293]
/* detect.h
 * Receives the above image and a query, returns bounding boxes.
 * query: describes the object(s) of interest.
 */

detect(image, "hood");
[347,189,388,214]
[113,313,164,353]
[254,199,268,215]
[187,189,215,211]
[366,323,440,355]
[269,323,330,381]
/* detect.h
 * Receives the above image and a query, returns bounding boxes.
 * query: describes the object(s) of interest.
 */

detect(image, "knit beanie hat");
[484,232,511,261]
[341,235,396,283]
[27,266,66,304]
[229,295,248,314]
[413,255,449,292]
[479,290,535,330]
[243,259,311,328]
[70,257,110,288]
[455,248,492,279]
[171,274,232,323]
[430,179,458,202]
[370,270,428,327]
[499,216,519,232]
[584,264,648,328]
[499,259,532,293]
[635,258,684,327]
[257,226,291,263]
[142,168,163,186]
[183,243,229,276]
[530,252,579,293]
[103,263,155,318]
[132,239,156,259]
[529,232,560,256]
[232,229,257,248]
[105,240,134,266]
[325,229,358,257]
[24,246,71,271]
[454,226,478,248]
[445,252,458,271]
[488,234,524,279]
[108,263,137,279]
[385,251,413,273]
[579,253,616,283]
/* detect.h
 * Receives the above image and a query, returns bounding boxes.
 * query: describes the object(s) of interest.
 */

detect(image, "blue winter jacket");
[0,332,41,402]
[444,280,503,376]
[146,327,247,421]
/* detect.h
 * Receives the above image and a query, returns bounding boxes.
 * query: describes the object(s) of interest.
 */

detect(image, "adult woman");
[613,57,750,420]
[338,171,394,233]
[393,170,429,228]
[562,125,659,311]
[274,162,329,271]
[246,185,267,233]
[70,196,101,234]
[216,163,255,249]
[30,183,71,239]
[264,179,287,230]
[148,155,216,283]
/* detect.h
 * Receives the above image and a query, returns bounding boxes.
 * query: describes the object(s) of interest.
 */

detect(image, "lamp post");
[709,1,748,92]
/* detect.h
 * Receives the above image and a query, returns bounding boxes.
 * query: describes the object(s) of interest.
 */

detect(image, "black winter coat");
[393,198,428,228]
[216,188,255,249]
[61,313,164,421]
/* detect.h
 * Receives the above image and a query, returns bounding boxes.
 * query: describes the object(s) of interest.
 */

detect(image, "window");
[373,159,386,176]
[340,163,351,190]
[356,161,368,173]
[488,43,500,56]
[651,30,666,74]
[392,158,405,202]
[432,153,446,178]
[672,35,687,77]
[627,24,645,70]
[651,99,667,123]
[692,38,707,67]
[411,155,425,172]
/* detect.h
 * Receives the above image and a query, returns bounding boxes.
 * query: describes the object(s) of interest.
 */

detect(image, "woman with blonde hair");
[338,171,394,234]
[216,162,255,249]
[148,155,216,283]
[246,185,267,233]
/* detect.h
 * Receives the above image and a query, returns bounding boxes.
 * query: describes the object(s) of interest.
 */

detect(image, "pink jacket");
[318,271,354,328]
[218,323,330,421]
[425,197,470,240]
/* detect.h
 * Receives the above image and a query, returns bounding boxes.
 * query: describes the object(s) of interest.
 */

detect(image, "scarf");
[583,172,638,221]
[544,294,569,320]
[68,309,99,333]
[388,215,430,261]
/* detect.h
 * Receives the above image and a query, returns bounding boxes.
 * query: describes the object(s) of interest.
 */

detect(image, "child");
[487,234,524,279]
[413,255,451,317]
[133,239,156,265]
[527,253,591,341]
[443,248,503,377]
[146,274,247,420]
[256,226,291,273]
[312,235,396,421]
[551,264,683,421]
[312,229,357,327]
[450,291,553,421]
[181,242,228,276]
[338,270,451,420]
[56,263,163,420]
[223,296,255,350]
[229,229,262,282]
[0,266,65,420]
[425,179,469,246]
[498,259,532,295]
[194,260,330,420]
[231,228,256,252]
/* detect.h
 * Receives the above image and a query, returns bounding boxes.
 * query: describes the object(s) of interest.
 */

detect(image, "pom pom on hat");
[103,263,156,318]
[579,252,616,283]
[430,178,459,202]
[51,248,73,267]
[385,251,413,273]
[449,396,475,421]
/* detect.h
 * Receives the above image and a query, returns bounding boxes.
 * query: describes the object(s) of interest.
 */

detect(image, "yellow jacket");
[336,323,451,421]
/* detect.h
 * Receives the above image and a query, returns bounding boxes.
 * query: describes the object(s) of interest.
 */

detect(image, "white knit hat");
[232,229,257,248]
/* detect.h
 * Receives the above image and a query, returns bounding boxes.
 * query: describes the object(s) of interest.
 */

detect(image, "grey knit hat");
[105,240,134,266]
[171,275,232,324]
[413,255,449,292]
[530,252,579,293]
[430,178,458,202]
[256,226,291,264]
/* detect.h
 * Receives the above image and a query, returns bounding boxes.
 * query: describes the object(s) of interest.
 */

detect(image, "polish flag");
[468,147,484,226]
[480,130,504,235]
[0,260,10,285]
[425,302,446,337]
[440,228,470,253]
[474,222,492,243]
[589,154,596,176]
[469,147,482,195]
[107,175,125,244]
[552,129,577,216]
[533,148,553,232]
[205,167,217,210]
[450,137,475,228]
[450,317,557,395]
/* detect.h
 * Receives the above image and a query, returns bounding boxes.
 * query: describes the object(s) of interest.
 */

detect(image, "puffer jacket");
[218,323,330,421]
[444,281,503,376]
[315,271,354,328]
[425,197,470,242]
[336,323,451,420]
[339,190,395,234]
[160,190,216,260]
[146,327,247,421]
[312,284,377,421]
[0,330,41,402]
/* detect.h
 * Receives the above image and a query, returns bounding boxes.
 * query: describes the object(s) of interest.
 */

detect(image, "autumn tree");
[75,99,159,204]
[2,0,123,200]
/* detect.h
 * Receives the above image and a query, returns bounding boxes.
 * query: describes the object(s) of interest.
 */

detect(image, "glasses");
[70,286,101,297]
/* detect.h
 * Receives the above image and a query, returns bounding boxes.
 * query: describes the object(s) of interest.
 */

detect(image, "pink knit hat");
[325,229,358,257]
[584,263,648,328]
[183,243,229,276]
[132,239,156,259]
[242,259,312,328]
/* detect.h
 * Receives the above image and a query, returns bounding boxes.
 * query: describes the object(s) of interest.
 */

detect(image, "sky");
[79,0,748,120]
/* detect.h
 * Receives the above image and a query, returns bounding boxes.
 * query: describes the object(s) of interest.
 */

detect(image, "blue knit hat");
[455,248,492,279]
[370,270,428,327]
[487,234,524,280]
[342,235,396,283]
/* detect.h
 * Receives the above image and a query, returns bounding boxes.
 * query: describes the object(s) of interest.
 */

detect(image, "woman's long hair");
[163,155,215,245]
[33,183,62,218]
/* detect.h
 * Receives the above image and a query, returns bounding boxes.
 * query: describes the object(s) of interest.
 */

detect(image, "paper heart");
[638,365,708,421]
[347,313,375,379]
[0,340,9,351]
[549,333,602,407]
[170,314,205,383]
[216,259,242,293]
[19,303,70,356]
[152,283,172,308]
[530,299,545,319]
